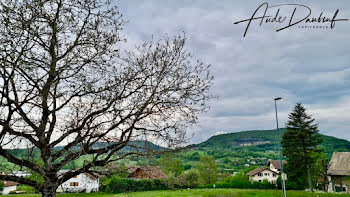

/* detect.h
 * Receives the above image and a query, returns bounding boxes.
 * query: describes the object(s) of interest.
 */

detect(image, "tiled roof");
[127,166,167,179]
[3,181,19,187]
[246,167,274,176]
[267,160,287,170]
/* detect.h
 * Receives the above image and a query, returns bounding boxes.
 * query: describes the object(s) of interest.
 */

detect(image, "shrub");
[0,181,4,191]
[276,175,305,190]
[183,169,200,188]
[153,179,168,190]
[197,155,218,185]
[164,173,177,190]
[17,185,38,193]
[214,172,252,189]
[102,175,168,193]
[184,164,192,170]
[251,180,276,189]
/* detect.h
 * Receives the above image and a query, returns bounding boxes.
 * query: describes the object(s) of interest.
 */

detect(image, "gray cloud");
[117,0,350,143]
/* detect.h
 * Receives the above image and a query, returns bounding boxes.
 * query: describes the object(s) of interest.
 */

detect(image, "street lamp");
[274,97,286,197]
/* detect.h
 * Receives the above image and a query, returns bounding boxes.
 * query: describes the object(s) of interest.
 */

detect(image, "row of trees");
[282,103,330,192]
[99,154,220,193]
[101,153,279,193]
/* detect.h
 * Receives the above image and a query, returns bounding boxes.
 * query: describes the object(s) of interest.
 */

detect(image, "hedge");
[101,176,168,193]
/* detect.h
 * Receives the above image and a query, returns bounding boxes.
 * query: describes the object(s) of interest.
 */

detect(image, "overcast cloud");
[117,0,350,143]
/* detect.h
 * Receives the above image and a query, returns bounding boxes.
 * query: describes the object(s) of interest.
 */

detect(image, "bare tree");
[0,0,213,196]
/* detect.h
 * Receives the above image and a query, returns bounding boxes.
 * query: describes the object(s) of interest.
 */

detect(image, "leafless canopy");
[0,0,213,196]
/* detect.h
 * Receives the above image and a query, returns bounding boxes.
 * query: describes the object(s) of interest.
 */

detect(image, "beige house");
[328,152,350,193]
[247,167,279,184]
[247,160,287,184]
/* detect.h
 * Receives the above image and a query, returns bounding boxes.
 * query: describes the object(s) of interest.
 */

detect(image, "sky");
[117,0,350,144]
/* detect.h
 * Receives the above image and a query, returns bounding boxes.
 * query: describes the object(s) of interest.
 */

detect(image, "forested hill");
[188,129,350,158]
[192,129,286,148]
[3,129,350,172]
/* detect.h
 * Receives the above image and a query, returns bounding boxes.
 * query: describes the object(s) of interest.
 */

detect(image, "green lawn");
[113,189,350,197]
[12,189,350,197]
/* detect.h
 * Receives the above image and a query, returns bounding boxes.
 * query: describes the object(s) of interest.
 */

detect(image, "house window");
[69,182,79,186]
[258,173,263,177]
[273,173,276,177]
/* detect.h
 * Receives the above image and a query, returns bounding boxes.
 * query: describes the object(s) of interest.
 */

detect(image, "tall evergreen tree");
[282,103,323,192]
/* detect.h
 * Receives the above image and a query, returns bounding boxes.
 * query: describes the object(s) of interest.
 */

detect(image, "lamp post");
[274,97,286,197]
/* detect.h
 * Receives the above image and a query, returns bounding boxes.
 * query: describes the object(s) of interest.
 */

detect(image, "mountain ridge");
[188,128,350,158]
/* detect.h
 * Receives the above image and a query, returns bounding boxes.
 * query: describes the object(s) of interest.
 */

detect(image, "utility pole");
[274,97,286,197]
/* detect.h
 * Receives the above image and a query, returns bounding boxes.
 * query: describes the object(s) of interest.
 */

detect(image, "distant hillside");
[320,135,350,156]
[53,140,165,152]
[176,129,350,172]
[189,129,350,158]
[3,129,349,172]
[5,140,165,159]
[192,129,285,149]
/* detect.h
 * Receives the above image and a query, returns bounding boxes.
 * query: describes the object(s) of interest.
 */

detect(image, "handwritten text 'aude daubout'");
[234,2,348,37]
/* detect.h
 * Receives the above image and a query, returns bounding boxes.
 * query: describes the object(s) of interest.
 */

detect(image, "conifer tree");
[282,103,323,192]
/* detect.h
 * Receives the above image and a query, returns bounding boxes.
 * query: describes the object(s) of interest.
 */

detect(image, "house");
[57,170,99,193]
[127,166,167,179]
[267,160,287,173]
[1,170,99,194]
[247,167,279,184]
[247,160,287,184]
[327,152,350,193]
[2,181,19,195]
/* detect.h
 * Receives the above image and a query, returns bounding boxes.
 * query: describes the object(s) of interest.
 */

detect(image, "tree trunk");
[302,137,313,192]
[323,162,329,192]
[41,186,57,197]
[306,164,313,192]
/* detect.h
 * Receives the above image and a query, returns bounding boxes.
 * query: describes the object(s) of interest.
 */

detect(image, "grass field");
[12,189,350,197]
